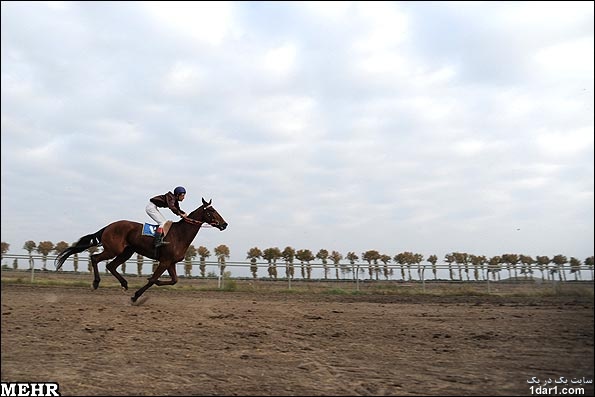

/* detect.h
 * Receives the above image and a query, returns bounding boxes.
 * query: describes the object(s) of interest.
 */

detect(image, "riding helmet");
[174,186,186,195]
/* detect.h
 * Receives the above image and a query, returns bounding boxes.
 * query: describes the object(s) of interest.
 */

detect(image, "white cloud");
[162,61,205,96]
[244,95,320,140]
[352,2,409,52]
[536,127,594,157]
[300,1,353,19]
[451,140,486,157]
[262,42,298,78]
[41,1,71,10]
[533,36,595,77]
[142,1,235,46]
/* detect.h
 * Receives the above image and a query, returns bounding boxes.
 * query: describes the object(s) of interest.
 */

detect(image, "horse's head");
[191,198,228,230]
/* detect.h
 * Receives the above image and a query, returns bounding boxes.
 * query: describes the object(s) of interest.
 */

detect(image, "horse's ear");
[202,198,212,206]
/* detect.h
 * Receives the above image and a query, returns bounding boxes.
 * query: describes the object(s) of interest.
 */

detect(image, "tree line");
[2,240,593,281]
[0,240,231,278]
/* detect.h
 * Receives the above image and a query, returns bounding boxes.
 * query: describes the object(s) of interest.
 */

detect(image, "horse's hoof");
[92,281,100,290]
[122,284,128,291]
[131,296,137,303]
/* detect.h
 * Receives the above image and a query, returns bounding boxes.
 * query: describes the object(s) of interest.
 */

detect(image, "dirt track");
[1,283,593,396]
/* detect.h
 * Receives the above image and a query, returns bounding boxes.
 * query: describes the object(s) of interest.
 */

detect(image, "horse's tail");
[55,227,106,270]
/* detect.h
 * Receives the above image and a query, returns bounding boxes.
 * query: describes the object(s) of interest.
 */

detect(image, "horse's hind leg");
[90,250,119,289]
[90,253,102,289]
[106,247,134,290]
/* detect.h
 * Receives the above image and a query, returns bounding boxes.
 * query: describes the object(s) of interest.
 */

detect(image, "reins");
[183,217,206,226]
[183,206,214,228]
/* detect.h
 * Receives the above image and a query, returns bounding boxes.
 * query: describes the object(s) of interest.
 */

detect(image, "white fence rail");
[2,253,593,286]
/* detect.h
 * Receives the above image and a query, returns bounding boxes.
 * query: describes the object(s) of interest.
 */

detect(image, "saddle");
[142,220,173,238]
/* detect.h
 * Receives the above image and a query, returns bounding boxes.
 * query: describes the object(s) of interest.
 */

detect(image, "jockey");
[146,186,188,247]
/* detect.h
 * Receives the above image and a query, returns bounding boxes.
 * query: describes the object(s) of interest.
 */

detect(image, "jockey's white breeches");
[146,202,167,227]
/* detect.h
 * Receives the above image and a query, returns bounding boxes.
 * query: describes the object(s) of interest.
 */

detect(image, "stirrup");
[154,235,170,248]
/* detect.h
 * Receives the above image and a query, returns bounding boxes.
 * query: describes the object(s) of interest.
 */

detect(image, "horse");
[55,198,228,303]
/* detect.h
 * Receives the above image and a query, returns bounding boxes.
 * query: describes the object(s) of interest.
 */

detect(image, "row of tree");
[244,247,594,282]
[0,241,231,278]
[2,241,593,281]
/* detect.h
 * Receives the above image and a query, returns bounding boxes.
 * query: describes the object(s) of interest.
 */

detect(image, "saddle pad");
[142,223,158,237]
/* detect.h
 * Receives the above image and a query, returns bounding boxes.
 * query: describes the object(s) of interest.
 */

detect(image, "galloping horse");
[55,198,227,303]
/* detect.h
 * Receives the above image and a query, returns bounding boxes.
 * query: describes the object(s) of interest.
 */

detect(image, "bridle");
[183,205,216,228]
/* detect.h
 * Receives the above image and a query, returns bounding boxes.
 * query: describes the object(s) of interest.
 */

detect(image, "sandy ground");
[1,280,593,396]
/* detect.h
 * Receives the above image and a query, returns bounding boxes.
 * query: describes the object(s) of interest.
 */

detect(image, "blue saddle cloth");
[142,223,158,237]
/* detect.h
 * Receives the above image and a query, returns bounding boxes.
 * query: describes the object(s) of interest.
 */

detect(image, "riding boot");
[154,230,169,248]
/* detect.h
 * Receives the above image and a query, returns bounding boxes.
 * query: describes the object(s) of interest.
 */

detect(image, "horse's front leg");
[131,262,168,303]
[131,280,154,303]
[154,264,179,286]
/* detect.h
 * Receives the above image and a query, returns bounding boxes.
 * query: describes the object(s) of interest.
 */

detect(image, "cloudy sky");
[1,1,593,266]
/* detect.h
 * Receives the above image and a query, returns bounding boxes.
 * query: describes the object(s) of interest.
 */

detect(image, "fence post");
[487,271,491,294]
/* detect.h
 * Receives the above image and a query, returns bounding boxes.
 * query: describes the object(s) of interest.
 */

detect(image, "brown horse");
[55,198,227,303]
